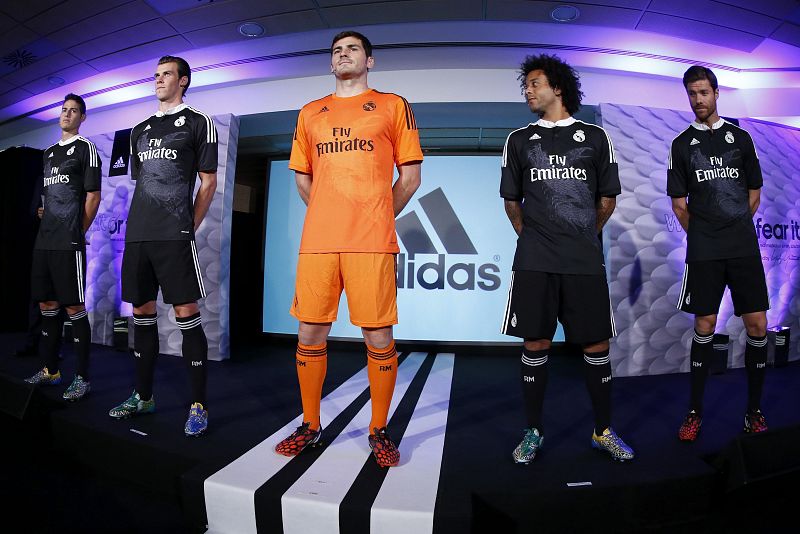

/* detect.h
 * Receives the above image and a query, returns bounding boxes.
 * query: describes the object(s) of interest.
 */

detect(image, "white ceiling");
[1,0,799,129]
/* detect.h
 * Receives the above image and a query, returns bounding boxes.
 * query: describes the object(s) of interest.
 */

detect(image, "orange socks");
[366,341,399,431]
[296,342,327,430]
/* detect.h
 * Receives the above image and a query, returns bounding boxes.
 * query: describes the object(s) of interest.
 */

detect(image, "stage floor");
[1,333,799,533]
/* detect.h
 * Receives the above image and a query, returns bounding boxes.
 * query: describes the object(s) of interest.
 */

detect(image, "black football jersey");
[126,104,218,242]
[35,135,101,251]
[500,117,620,275]
[667,119,762,261]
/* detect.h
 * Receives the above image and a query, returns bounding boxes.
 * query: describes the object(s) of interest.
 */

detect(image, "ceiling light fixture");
[238,22,265,38]
[48,76,65,86]
[550,5,580,23]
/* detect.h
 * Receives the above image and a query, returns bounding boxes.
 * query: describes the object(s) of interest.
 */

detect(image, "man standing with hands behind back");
[109,56,218,438]
[275,31,422,468]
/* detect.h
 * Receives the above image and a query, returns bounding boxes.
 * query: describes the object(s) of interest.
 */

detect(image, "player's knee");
[743,314,767,337]
[694,315,716,335]
[524,339,551,351]
[39,301,59,312]
[65,304,85,316]
[362,327,393,350]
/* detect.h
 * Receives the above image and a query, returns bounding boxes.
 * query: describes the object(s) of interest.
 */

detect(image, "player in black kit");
[500,54,634,464]
[108,56,218,437]
[25,93,101,402]
[669,66,769,442]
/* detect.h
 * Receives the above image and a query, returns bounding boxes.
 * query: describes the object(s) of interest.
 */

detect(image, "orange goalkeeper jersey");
[289,89,423,253]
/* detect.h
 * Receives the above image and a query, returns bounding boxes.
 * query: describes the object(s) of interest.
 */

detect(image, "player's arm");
[392,162,421,216]
[295,172,312,206]
[83,191,101,232]
[671,197,690,232]
[749,188,760,215]
[667,137,690,232]
[504,200,523,237]
[596,196,616,232]
[193,171,217,230]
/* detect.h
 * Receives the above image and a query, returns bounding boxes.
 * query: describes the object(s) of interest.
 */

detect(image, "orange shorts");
[290,253,398,327]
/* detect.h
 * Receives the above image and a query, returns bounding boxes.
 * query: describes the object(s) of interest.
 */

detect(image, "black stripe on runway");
[254,352,410,533]
[339,352,437,534]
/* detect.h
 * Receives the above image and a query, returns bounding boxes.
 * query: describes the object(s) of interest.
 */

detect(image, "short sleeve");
[595,127,621,197]
[741,130,763,190]
[194,112,218,173]
[392,96,423,166]
[83,141,101,192]
[129,128,141,181]
[288,108,312,174]
[667,137,689,198]
[500,131,523,200]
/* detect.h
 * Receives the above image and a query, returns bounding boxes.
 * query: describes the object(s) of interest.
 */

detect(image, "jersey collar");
[534,116,576,128]
[155,103,188,117]
[58,135,80,146]
[690,118,725,131]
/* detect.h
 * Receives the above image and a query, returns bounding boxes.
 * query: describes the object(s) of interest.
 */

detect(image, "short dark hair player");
[669,66,769,442]
[109,56,218,437]
[25,93,101,402]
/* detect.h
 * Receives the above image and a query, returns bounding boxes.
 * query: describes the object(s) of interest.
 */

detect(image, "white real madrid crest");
[724,131,734,144]
[573,129,585,142]
[66,146,75,155]
[175,115,186,127]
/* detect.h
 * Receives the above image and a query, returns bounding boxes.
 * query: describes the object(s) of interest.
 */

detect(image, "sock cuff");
[521,349,548,367]
[297,342,327,358]
[133,313,158,326]
[584,350,610,365]
[693,330,714,344]
[41,308,60,317]
[176,313,202,330]
[68,310,88,321]
[746,334,768,347]
[367,340,397,360]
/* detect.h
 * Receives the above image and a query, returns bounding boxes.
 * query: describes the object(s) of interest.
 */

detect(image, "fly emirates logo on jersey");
[44,166,70,186]
[695,155,739,182]
[530,154,587,181]
[138,137,178,162]
[316,126,374,157]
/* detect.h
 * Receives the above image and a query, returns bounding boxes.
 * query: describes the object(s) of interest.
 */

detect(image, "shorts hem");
[351,319,398,328]
[291,312,338,324]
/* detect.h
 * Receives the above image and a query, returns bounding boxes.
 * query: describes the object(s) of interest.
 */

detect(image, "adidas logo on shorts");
[113,157,125,169]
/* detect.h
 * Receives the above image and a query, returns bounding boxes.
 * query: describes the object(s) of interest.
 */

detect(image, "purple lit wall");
[602,103,800,376]
[83,113,239,361]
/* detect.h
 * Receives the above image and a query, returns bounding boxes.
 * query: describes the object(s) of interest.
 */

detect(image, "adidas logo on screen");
[395,187,500,291]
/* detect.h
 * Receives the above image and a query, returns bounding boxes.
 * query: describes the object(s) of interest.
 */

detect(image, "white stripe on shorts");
[190,241,206,298]
[500,271,515,333]
[75,250,84,303]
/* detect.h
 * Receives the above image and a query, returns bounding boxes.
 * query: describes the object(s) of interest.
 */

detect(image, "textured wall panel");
[601,103,800,376]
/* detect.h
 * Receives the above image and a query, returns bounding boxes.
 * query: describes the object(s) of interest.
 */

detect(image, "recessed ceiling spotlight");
[48,76,65,86]
[550,5,580,23]
[238,22,265,37]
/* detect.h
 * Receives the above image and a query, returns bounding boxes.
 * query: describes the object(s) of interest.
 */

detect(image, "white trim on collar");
[58,135,80,146]
[690,118,725,131]
[535,116,576,128]
[155,103,187,117]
